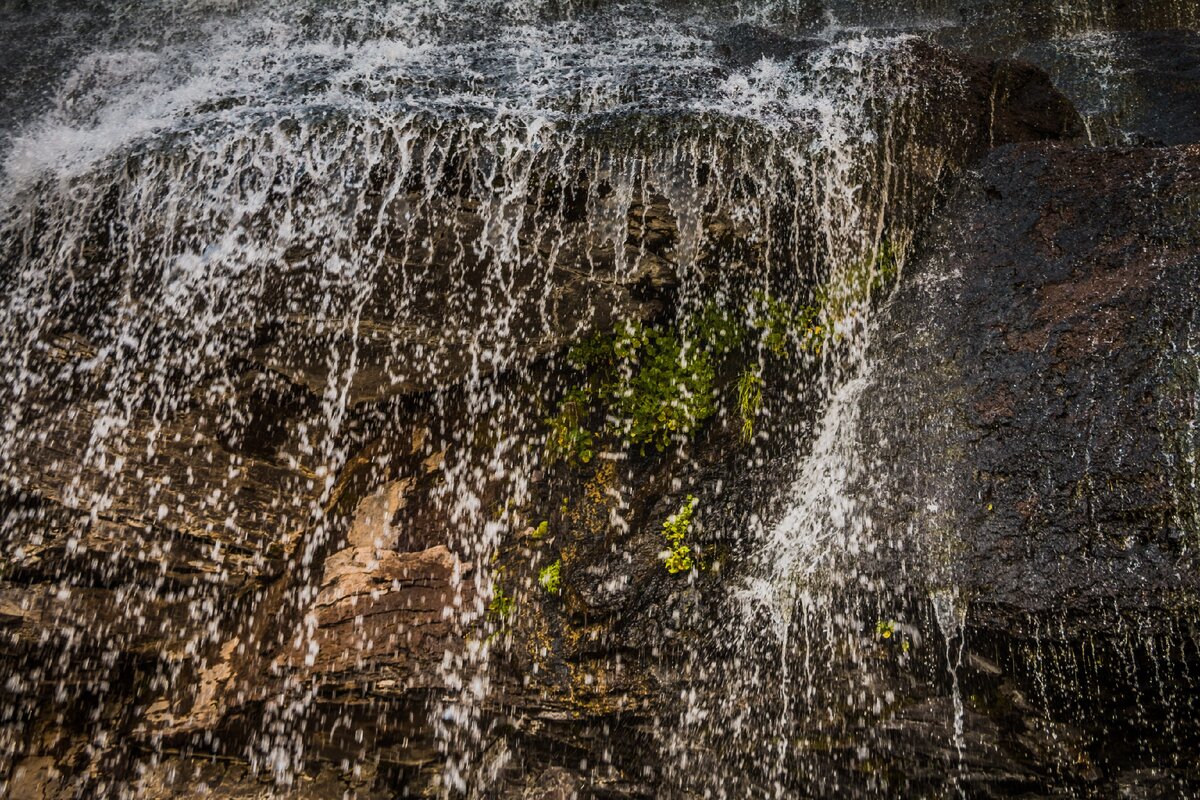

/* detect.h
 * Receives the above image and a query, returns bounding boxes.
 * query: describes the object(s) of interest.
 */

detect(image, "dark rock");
[1022,29,1200,146]
[714,24,823,67]
[866,142,1200,626]
[857,141,1200,794]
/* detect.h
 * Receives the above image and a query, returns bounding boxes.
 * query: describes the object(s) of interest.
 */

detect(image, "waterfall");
[1,0,1197,797]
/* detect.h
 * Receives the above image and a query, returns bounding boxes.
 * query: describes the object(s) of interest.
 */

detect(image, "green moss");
[662,495,699,574]
[543,240,900,462]
[545,389,595,465]
[819,240,900,320]
[875,620,895,640]
[752,239,900,359]
[754,290,826,357]
[539,560,562,595]
[531,520,550,539]
[689,301,744,356]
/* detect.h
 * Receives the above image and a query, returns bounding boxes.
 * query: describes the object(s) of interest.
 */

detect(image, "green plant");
[554,319,718,455]
[689,301,744,356]
[737,366,763,442]
[488,584,516,621]
[820,240,901,322]
[539,560,562,595]
[545,389,595,465]
[752,291,826,357]
[875,620,895,640]
[662,495,699,574]
[545,247,900,462]
[751,240,900,361]
[616,326,715,451]
[531,520,549,539]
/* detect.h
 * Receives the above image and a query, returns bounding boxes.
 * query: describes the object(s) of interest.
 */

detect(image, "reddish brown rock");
[297,544,476,687]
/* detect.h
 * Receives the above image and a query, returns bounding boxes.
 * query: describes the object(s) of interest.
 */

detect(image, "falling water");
[1,0,1198,797]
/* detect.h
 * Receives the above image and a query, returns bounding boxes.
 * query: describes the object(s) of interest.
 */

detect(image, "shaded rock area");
[867,142,1200,626]
[1021,29,1200,147]
[858,143,1200,795]
[3,9,1200,800]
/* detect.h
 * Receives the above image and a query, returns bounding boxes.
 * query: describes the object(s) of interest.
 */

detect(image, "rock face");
[868,142,1200,623]
[2,6,1200,800]
[858,142,1200,794]
[1022,29,1200,147]
[0,35,1082,407]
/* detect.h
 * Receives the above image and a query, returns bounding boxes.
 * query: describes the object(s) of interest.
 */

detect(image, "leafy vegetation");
[544,241,901,463]
[488,584,516,621]
[821,240,900,321]
[754,290,826,357]
[547,317,721,457]
[612,324,716,451]
[662,494,699,574]
[753,241,899,359]
[545,389,596,465]
[689,301,745,356]
[539,560,562,595]
[737,366,763,442]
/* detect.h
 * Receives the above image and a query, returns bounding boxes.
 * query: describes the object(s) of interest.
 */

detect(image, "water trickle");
[932,588,966,786]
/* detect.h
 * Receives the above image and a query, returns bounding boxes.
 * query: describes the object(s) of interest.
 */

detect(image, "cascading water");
[1,0,1198,798]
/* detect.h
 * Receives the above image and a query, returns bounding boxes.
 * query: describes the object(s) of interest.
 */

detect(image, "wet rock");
[1,38,1082,411]
[297,544,476,687]
[867,141,1200,626]
[943,0,1200,48]
[504,766,586,799]
[247,189,677,404]
[859,141,1200,794]
[714,23,823,67]
[344,477,416,552]
[0,13,1128,800]
[1022,29,1200,146]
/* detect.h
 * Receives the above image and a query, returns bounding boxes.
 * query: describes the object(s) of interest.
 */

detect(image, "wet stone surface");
[0,1,1199,798]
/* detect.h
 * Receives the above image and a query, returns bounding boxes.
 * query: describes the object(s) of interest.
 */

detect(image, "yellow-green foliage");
[875,620,895,639]
[754,291,826,357]
[539,560,562,595]
[820,240,899,319]
[690,301,744,356]
[613,323,715,450]
[753,240,900,359]
[545,389,595,465]
[554,318,719,454]
[488,584,516,621]
[545,242,899,461]
[737,366,763,442]
[662,495,699,574]
[531,520,550,539]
